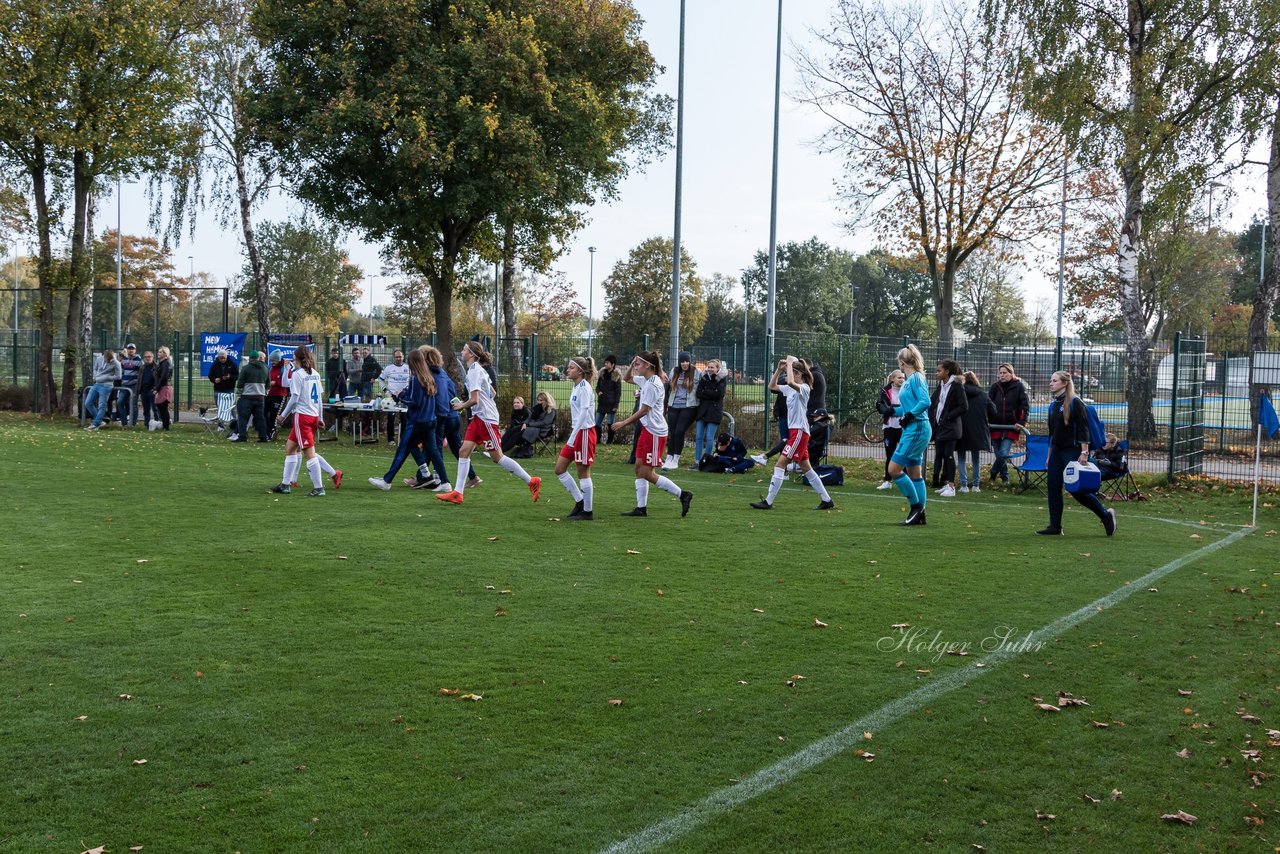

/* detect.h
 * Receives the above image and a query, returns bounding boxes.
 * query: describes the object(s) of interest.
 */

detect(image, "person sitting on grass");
[699,432,752,473]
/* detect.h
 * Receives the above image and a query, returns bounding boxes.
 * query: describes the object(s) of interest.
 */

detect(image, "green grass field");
[2,413,1277,853]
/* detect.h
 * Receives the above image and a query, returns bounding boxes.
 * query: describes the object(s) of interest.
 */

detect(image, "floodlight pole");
[587,246,596,358]
[763,0,782,446]
[669,0,686,369]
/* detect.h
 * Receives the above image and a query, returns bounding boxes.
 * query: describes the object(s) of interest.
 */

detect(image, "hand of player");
[899,412,915,427]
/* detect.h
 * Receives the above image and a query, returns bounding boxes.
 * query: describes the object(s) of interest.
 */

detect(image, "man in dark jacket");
[233,350,271,442]
[988,363,1030,485]
[360,348,381,399]
[700,432,752,473]
[595,355,622,443]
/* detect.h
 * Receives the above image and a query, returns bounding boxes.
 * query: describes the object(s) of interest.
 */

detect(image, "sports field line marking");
[599,525,1253,854]
[581,467,1238,531]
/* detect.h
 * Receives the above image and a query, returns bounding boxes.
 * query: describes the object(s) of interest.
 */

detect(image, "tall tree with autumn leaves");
[798,0,1067,348]
[0,0,203,413]
[250,0,667,361]
[986,0,1280,438]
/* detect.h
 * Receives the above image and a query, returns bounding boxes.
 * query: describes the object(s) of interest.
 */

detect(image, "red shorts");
[559,429,597,467]
[635,428,667,468]
[464,417,501,452]
[782,428,810,462]
[291,413,320,449]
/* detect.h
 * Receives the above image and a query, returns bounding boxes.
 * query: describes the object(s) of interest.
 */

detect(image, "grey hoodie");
[92,354,122,384]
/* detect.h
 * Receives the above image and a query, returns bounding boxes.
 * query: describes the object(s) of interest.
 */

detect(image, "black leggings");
[667,406,698,457]
[157,400,171,430]
[883,426,903,480]
[933,438,957,486]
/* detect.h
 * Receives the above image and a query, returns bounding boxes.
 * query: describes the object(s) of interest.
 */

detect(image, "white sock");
[635,478,650,508]
[283,453,300,484]
[306,456,322,489]
[498,455,532,483]
[580,478,593,511]
[558,471,583,501]
[654,475,682,497]
[315,454,335,476]
[766,469,785,504]
[456,457,471,494]
[418,463,432,479]
[804,468,832,501]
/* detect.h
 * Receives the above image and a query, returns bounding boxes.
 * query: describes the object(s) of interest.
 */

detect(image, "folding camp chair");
[1010,434,1051,495]
[533,411,563,455]
[1098,440,1143,501]
[201,392,236,435]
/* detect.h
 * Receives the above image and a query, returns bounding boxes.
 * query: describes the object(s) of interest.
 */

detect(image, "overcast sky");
[103,0,1269,330]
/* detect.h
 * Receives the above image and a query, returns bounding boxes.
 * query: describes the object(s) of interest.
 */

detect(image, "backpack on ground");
[813,464,844,486]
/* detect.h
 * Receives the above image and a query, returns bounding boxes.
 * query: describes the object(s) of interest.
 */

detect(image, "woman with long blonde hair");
[1036,370,1115,536]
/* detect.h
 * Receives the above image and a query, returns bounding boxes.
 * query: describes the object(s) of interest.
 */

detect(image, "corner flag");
[1262,393,1280,440]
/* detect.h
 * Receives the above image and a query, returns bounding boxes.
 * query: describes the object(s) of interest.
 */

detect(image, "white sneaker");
[86,424,99,431]
[227,433,239,442]
[368,476,391,491]
[958,486,970,493]
[876,480,893,490]
[432,481,453,493]
[750,453,768,466]
[972,485,981,493]
[939,484,956,497]
[786,462,799,473]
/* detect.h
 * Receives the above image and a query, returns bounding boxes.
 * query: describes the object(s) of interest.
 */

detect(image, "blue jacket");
[399,374,437,425]
[430,366,456,420]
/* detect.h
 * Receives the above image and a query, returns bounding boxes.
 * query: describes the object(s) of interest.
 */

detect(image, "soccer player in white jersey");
[555,356,598,521]
[435,341,541,505]
[613,350,693,518]
[750,356,835,511]
[268,346,343,496]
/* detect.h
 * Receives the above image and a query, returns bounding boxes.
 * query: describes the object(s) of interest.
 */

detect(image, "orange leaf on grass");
[607,699,623,707]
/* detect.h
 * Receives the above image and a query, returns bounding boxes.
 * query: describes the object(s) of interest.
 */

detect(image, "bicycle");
[860,409,883,445]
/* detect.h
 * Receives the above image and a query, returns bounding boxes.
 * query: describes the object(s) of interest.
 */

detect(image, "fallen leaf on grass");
[1243,815,1264,827]
[1110,789,1123,800]
[813,618,828,628]
[459,693,483,701]
[81,847,107,854]
[1241,749,1262,762]
[195,671,203,679]
[1189,534,1202,541]
[1090,720,1110,728]
[1035,811,1056,821]
[487,536,499,541]
[1175,748,1191,758]
[863,731,873,740]
[547,517,561,522]
[1035,703,1061,713]
[915,668,931,674]
[135,559,148,564]
[1057,697,1090,707]
[945,649,969,657]
[132,758,147,765]
[852,748,875,761]
[438,688,460,696]
[752,608,765,613]
[737,680,749,685]
[626,549,640,555]
[494,607,507,617]
[1225,586,1250,594]
[1082,794,1101,803]
[791,674,806,680]
[1160,810,1197,825]
[131,847,145,852]
[607,699,623,707]
[1148,587,1159,593]
[891,622,910,629]
[74,715,88,721]
[1177,689,1193,696]
[1235,708,1263,723]
[656,589,664,596]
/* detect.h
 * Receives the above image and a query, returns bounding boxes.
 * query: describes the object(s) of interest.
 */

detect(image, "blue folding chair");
[1010,434,1051,494]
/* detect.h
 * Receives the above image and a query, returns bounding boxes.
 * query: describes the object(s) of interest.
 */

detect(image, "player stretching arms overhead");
[555,356,598,521]
[435,341,541,505]
[612,350,693,518]
[750,356,835,511]
[268,345,342,496]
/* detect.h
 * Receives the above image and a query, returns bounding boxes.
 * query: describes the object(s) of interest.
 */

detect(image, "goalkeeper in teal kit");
[888,344,933,526]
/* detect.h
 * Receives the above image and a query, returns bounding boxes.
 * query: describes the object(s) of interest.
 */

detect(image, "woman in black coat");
[595,355,622,443]
[499,397,530,453]
[955,371,993,493]
[928,359,967,496]
[988,363,1030,485]
[693,359,727,467]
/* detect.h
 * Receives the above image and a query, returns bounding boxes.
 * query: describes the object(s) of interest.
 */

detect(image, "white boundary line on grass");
[599,525,1253,854]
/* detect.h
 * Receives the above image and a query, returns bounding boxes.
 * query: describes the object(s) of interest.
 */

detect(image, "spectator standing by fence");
[380,349,411,443]
[326,347,344,399]
[596,355,622,443]
[139,351,157,428]
[85,348,121,431]
[117,343,142,427]
[361,347,381,398]
[693,359,727,468]
[345,347,363,398]
[930,359,967,497]
[153,347,173,430]
[988,363,1029,486]
[876,369,905,489]
[956,371,992,493]
[233,351,271,443]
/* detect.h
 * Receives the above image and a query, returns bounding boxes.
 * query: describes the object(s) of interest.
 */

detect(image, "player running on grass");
[887,344,932,525]
[750,356,835,511]
[613,350,692,518]
[435,341,540,505]
[555,356,598,521]
[269,345,343,496]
